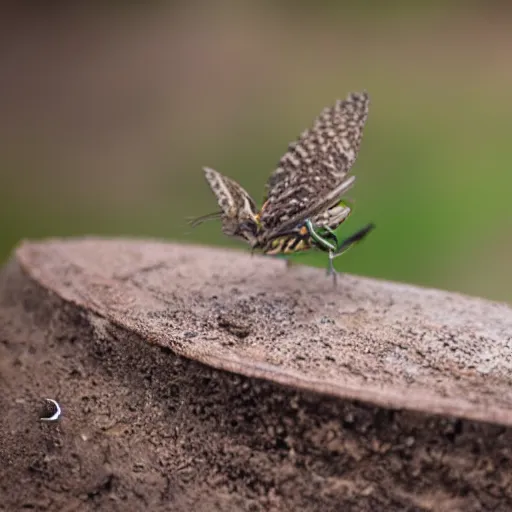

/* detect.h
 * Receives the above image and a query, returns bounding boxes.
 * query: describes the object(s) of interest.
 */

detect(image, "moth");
[191,91,375,284]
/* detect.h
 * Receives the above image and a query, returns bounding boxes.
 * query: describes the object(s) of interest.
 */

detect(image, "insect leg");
[304,219,341,285]
[304,219,337,252]
[326,251,338,285]
[327,225,373,286]
[306,220,375,285]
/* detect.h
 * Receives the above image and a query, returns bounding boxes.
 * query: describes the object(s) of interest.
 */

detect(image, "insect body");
[191,91,374,284]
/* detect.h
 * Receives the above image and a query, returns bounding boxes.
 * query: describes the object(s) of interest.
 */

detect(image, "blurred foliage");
[0,1,510,302]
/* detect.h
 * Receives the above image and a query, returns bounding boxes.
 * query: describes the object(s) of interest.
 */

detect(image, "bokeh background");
[1,2,511,302]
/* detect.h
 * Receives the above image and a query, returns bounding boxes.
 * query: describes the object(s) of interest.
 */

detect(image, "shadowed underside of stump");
[1,237,512,511]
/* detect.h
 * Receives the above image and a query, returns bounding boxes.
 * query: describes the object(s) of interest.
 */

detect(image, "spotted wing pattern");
[259,91,370,234]
[192,167,259,244]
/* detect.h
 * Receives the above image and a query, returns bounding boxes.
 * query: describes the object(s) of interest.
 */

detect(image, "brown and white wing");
[191,167,258,240]
[203,167,257,220]
[260,91,370,233]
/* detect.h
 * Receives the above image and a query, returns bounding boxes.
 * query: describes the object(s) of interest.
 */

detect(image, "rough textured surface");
[1,238,512,511]
[16,238,512,425]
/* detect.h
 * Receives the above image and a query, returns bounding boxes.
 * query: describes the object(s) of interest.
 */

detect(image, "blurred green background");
[1,1,510,302]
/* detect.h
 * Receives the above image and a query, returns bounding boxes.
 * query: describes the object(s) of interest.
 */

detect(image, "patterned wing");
[259,91,370,234]
[191,167,259,245]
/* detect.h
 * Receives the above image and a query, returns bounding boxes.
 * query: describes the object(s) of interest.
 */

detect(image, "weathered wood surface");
[16,237,512,425]
[2,237,512,511]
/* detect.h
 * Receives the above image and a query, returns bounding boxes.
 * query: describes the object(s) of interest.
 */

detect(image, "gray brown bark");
[1,238,512,511]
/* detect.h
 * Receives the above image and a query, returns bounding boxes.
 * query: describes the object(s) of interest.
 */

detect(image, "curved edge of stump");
[14,237,512,428]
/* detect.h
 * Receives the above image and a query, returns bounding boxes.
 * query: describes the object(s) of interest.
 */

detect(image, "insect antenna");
[188,211,224,228]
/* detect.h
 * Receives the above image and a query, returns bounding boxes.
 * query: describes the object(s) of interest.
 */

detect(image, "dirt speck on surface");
[1,238,512,511]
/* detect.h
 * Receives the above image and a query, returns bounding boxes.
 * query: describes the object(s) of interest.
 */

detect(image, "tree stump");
[1,238,512,511]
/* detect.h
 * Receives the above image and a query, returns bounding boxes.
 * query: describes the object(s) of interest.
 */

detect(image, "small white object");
[40,398,61,422]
